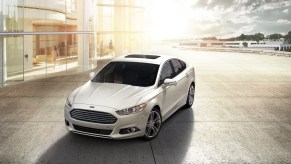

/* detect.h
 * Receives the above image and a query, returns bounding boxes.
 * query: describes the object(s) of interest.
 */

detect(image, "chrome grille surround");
[70,108,117,124]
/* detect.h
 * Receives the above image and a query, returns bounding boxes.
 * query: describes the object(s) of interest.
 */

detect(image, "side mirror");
[163,78,177,87]
[89,72,95,79]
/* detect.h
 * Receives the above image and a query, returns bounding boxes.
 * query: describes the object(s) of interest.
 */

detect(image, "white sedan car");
[64,54,195,140]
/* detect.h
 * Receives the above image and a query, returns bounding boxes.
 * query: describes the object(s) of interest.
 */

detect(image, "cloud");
[189,0,291,38]
[283,9,289,13]
[192,0,291,12]
[231,15,259,24]
[277,19,291,24]
[259,1,291,11]
[239,25,256,33]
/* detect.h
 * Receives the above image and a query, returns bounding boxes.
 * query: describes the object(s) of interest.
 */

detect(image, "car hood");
[73,82,153,109]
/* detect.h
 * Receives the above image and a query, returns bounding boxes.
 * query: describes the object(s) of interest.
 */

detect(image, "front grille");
[70,109,117,124]
[73,124,112,135]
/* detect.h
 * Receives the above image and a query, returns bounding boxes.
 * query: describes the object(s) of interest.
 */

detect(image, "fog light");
[65,119,69,126]
[129,127,136,133]
[119,127,140,134]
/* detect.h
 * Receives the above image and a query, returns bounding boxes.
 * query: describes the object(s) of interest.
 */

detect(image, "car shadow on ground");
[36,107,194,164]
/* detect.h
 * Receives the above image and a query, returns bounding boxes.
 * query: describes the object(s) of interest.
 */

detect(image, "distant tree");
[242,42,248,47]
[219,38,236,41]
[236,34,246,41]
[285,31,291,44]
[266,33,283,40]
[221,31,290,42]
[236,33,264,42]
[254,33,265,42]
[201,37,217,40]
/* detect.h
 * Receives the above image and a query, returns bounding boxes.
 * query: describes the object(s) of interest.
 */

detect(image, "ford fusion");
[64,54,195,140]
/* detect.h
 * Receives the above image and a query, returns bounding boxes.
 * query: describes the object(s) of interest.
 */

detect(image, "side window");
[158,61,174,86]
[171,59,184,76]
[179,60,186,71]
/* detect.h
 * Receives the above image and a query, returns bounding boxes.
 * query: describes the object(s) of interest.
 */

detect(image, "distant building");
[180,40,224,47]
[249,40,291,51]
[224,41,257,48]
[179,39,291,51]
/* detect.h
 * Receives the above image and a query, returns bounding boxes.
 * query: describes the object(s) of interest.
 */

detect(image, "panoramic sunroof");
[125,54,160,59]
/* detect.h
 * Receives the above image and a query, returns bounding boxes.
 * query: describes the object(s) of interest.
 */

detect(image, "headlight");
[116,103,147,115]
[65,97,72,108]
[65,87,80,108]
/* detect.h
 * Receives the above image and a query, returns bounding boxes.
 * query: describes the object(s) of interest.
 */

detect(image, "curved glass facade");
[0,0,145,87]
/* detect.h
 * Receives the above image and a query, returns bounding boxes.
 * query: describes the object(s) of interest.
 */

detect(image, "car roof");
[112,54,172,65]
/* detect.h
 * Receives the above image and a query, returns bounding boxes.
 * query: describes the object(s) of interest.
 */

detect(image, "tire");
[144,108,162,140]
[185,83,195,108]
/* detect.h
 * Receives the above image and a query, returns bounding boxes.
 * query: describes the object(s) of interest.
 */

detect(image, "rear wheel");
[185,83,195,108]
[144,108,162,140]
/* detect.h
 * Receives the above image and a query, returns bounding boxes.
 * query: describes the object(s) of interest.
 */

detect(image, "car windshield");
[92,62,160,87]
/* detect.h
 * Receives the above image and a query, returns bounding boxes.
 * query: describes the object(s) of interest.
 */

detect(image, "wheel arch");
[191,81,195,88]
[152,105,162,120]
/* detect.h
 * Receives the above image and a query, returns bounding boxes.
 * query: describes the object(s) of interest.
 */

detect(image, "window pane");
[159,61,174,85]
[171,59,183,75]
[179,60,186,71]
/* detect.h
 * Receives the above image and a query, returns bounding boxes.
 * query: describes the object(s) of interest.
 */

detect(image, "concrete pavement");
[0,46,290,163]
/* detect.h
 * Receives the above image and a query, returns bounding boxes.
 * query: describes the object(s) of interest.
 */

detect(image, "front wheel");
[144,108,162,140]
[185,83,195,108]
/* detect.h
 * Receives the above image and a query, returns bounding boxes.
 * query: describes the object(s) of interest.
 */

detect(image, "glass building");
[0,0,145,87]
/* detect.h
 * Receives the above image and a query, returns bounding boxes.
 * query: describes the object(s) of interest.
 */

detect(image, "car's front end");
[64,86,153,139]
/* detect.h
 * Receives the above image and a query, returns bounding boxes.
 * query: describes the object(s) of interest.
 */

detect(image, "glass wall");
[96,0,145,57]
[0,0,145,87]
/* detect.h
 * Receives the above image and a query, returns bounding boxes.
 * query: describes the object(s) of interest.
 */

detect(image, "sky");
[148,0,291,39]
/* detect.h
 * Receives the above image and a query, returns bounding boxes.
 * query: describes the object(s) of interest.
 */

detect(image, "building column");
[23,19,33,71]
[0,36,3,87]
[77,0,90,72]
[114,0,124,56]
[0,7,4,87]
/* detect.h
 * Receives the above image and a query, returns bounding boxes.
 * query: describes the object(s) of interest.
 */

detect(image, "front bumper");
[64,104,149,139]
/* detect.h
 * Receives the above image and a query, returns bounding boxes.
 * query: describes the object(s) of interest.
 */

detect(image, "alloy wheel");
[188,84,195,106]
[144,110,162,139]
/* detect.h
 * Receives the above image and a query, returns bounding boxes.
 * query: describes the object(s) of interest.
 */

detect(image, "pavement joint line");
[230,62,280,83]
[0,121,63,122]
[28,81,87,82]
[199,81,291,82]
[184,120,291,123]
[163,121,291,123]
[206,51,276,83]
[195,96,290,98]
[1,96,289,98]
[149,141,157,164]
[0,96,68,98]
[0,120,290,123]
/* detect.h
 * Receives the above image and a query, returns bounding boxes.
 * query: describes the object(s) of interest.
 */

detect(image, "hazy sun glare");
[147,0,195,40]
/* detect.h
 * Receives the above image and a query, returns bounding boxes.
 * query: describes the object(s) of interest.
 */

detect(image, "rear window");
[125,54,160,59]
